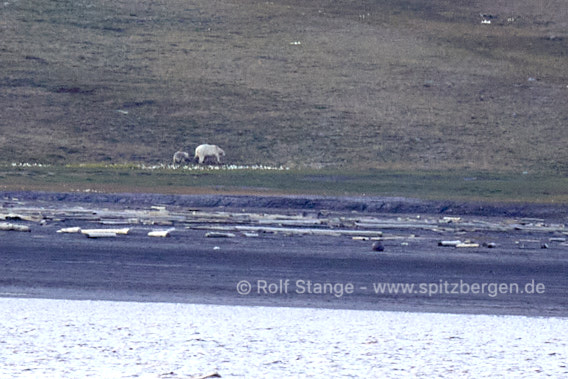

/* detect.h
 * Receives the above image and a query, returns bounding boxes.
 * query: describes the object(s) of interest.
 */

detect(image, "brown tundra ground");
[1,0,567,174]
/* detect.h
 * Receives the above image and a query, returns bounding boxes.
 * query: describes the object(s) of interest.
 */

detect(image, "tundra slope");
[1,0,567,172]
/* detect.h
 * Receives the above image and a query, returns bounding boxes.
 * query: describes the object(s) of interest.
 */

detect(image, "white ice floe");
[0,222,30,232]
[148,228,174,237]
[81,228,130,235]
[56,227,82,233]
[0,298,566,378]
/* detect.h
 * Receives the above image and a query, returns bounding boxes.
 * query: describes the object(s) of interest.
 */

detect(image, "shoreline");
[3,189,568,220]
[2,189,567,318]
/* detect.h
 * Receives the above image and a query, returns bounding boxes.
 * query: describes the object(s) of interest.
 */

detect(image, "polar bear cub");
[194,144,225,164]
[172,151,190,166]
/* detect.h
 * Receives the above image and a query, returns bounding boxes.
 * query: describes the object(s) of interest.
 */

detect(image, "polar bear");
[195,144,225,164]
[172,151,190,166]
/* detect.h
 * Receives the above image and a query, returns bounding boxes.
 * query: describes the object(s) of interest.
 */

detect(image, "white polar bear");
[194,144,225,164]
[172,151,190,166]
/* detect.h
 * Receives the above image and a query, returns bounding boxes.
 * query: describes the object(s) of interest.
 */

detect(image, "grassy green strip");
[1,165,566,203]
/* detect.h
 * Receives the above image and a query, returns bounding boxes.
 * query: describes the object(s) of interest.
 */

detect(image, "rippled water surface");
[1,298,566,378]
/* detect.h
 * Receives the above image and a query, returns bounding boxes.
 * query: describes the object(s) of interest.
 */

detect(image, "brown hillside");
[1,0,567,172]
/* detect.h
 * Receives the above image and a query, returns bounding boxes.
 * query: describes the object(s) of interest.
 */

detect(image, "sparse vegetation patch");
[1,0,567,174]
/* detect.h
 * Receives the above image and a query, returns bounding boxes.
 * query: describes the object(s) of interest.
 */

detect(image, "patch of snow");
[0,298,566,378]
[9,163,51,168]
